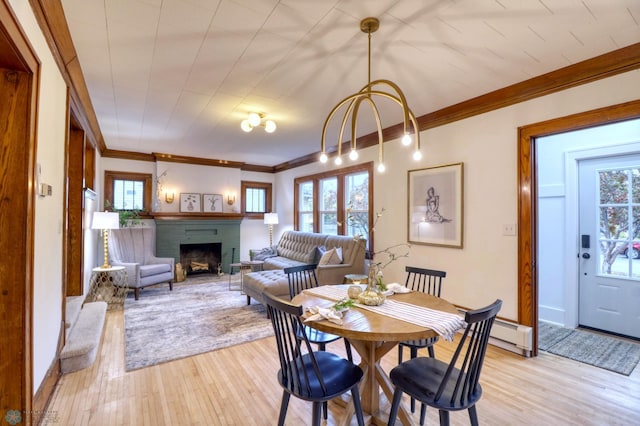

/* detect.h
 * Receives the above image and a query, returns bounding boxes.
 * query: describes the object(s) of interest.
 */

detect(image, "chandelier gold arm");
[319,17,421,167]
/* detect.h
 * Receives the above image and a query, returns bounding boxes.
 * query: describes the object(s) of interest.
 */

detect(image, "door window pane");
[598,167,640,278]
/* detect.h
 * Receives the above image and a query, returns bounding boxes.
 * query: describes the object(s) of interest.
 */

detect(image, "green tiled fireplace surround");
[155,219,241,273]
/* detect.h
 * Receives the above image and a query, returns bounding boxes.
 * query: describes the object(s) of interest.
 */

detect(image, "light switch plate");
[502,224,517,236]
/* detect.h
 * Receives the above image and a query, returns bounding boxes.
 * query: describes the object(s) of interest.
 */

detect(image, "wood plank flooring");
[45,309,640,425]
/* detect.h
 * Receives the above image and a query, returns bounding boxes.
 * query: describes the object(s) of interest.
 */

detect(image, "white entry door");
[578,155,640,339]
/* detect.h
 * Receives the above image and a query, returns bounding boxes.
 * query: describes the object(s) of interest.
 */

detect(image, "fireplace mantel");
[152,212,244,220]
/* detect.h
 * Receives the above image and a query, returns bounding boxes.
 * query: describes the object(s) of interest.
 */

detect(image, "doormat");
[539,322,640,375]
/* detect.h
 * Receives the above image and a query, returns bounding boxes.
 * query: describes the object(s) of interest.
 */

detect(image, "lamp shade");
[91,211,120,230]
[264,213,279,225]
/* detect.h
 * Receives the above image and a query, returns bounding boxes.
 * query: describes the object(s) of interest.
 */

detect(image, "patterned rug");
[539,321,640,375]
[124,274,272,370]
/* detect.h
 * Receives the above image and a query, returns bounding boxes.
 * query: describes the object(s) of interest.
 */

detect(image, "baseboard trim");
[32,322,63,425]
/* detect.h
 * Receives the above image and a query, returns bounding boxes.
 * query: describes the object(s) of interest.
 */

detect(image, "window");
[294,162,373,247]
[298,181,314,232]
[241,181,273,218]
[345,171,370,240]
[319,177,338,234]
[104,171,152,214]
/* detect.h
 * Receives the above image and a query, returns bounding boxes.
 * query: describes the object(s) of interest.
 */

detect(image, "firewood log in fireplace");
[190,261,209,272]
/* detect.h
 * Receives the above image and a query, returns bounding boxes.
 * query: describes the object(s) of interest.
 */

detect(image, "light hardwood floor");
[45,309,640,425]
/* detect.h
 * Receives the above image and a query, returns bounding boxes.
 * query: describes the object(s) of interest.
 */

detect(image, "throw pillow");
[314,245,327,263]
[318,247,342,265]
[335,247,343,262]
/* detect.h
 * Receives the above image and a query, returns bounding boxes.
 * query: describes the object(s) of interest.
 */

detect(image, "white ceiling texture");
[61,0,640,167]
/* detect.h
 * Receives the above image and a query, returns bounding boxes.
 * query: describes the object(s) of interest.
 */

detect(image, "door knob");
[582,253,591,259]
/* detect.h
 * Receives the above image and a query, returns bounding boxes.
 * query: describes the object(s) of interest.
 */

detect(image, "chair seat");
[298,325,342,346]
[139,263,171,277]
[390,355,482,411]
[399,336,439,348]
[278,351,363,401]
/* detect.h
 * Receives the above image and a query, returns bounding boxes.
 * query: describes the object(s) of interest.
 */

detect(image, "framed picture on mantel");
[203,194,223,213]
[180,193,201,212]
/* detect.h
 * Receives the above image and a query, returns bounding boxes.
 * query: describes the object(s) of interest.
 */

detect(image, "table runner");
[302,286,466,341]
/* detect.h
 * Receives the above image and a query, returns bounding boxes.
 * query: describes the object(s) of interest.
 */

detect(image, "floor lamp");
[264,213,279,247]
[92,211,120,268]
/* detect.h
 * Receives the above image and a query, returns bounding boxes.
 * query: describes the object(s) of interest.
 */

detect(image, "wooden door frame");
[0,0,40,419]
[518,99,640,356]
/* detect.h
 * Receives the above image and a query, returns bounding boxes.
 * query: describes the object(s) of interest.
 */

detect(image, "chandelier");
[319,17,422,172]
[241,112,277,133]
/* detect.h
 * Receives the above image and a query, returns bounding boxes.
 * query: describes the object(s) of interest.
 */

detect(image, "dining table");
[292,284,463,426]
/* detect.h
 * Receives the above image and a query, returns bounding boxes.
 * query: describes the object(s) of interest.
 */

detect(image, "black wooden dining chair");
[263,291,365,426]
[388,299,502,426]
[284,264,353,363]
[398,266,447,417]
[398,267,447,360]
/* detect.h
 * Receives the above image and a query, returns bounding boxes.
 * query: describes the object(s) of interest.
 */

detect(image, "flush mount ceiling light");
[319,17,422,173]
[241,112,277,133]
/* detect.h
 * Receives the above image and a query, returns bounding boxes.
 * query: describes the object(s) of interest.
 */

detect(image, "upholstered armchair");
[108,227,174,300]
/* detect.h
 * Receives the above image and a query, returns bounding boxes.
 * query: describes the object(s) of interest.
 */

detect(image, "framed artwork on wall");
[203,193,223,213]
[180,193,201,212]
[407,162,464,248]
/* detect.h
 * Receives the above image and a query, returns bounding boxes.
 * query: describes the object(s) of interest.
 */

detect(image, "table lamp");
[264,212,279,247]
[92,211,120,268]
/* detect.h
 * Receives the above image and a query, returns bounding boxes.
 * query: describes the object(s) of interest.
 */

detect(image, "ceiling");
[60,0,640,167]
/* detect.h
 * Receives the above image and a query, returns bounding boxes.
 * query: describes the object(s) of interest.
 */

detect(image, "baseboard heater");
[457,308,533,356]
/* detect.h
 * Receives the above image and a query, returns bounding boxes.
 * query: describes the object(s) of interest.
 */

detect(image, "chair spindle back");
[404,266,446,297]
[284,264,319,298]
[435,299,502,407]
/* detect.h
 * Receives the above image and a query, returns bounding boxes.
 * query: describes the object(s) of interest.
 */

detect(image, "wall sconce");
[227,194,236,205]
[165,191,175,203]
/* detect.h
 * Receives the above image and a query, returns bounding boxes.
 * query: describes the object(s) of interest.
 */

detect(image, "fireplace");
[179,242,222,275]
[155,218,241,274]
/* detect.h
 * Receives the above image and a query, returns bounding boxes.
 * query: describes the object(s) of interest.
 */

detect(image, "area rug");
[539,322,640,375]
[124,275,272,370]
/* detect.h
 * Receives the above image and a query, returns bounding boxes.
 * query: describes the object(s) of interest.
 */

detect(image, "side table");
[228,260,264,292]
[86,266,128,310]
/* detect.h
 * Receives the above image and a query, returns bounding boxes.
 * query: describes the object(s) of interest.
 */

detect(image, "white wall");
[9,0,69,393]
[537,119,640,326]
[275,69,640,322]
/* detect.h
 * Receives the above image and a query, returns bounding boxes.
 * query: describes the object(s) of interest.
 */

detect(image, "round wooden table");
[292,285,459,426]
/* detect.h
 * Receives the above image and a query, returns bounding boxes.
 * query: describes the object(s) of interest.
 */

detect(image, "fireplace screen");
[179,243,222,274]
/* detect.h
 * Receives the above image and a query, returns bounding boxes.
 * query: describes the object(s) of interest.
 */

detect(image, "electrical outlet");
[502,224,517,236]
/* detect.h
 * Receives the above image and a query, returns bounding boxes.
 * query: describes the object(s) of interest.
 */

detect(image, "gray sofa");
[243,231,366,306]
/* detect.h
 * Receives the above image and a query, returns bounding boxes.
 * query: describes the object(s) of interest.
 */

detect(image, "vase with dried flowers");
[346,207,411,305]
